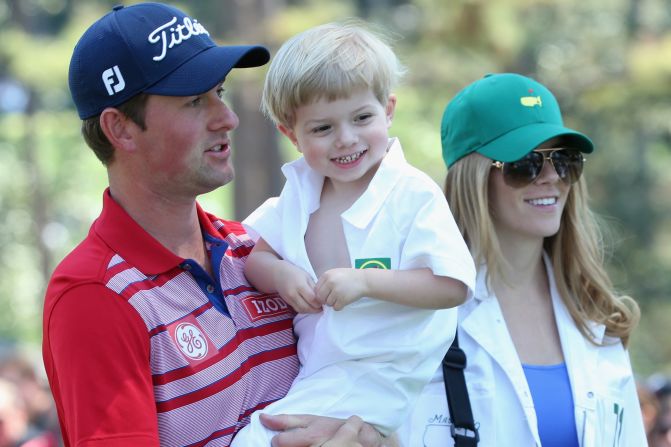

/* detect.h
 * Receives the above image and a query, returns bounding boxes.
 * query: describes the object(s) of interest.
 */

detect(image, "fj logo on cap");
[148,16,210,62]
[520,95,543,107]
[102,65,125,96]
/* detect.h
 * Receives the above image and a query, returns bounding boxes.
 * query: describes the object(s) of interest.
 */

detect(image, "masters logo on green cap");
[440,73,593,168]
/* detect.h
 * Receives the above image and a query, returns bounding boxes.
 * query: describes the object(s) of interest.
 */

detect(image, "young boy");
[233,21,476,445]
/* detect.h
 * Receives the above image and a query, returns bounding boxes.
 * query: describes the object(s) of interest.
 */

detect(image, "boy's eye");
[216,87,226,100]
[189,96,202,107]
[311,124,331,134]
[356,113,373,122]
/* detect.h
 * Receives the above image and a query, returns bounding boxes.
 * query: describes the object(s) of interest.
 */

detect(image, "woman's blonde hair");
[446,153,640,346]
[261,20,406,128]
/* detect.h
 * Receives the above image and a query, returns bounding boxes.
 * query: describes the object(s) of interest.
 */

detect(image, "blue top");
[522,362,580,447]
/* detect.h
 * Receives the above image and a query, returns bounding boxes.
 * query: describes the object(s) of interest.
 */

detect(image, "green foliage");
[0,0,669,376]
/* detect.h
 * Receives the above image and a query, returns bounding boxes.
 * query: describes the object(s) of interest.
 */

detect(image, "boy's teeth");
[334,150,365,164]
[211,145,222,152]
[527,197,557,206]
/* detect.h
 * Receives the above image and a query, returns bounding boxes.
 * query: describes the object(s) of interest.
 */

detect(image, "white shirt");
[397,254,647,447]
[234,139,475,445]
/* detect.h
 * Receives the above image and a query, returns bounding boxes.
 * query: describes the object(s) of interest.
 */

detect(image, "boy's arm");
[315,268,467,310]
[244,238,322,313]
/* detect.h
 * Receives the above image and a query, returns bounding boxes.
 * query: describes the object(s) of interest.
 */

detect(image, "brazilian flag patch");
[355,258,391,269]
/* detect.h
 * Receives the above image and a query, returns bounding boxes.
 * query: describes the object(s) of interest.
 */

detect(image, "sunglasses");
[491,148,586,188]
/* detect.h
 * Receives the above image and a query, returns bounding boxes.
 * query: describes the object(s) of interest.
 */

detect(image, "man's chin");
[198,171,234,195]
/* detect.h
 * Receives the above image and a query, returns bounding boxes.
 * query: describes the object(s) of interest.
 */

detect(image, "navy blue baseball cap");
[69,2,270,119]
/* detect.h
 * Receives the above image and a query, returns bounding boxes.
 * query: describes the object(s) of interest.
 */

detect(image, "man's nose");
[210,99,239,132]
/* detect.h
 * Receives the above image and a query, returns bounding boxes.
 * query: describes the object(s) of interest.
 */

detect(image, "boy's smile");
[279,87,396,192]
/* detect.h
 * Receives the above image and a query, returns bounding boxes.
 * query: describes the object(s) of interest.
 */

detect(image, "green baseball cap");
[441,73,594,168]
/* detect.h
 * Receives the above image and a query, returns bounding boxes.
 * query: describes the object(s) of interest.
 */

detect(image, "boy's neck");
[321,177,365,212]
[321,155,382,206]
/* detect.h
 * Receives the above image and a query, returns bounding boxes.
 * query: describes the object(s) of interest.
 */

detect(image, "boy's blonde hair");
[262,20,406,128]
[445,153,640,346]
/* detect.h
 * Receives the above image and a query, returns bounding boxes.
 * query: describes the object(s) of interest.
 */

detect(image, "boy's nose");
[335,125,358,148]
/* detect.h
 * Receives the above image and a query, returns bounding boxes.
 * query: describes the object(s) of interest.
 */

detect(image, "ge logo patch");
[174,322,208,360]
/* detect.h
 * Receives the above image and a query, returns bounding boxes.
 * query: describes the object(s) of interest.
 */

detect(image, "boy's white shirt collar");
[280,137,404,228]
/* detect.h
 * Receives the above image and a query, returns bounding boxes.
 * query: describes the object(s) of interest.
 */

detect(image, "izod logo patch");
[241,293,292,322]
[355,257,391,269]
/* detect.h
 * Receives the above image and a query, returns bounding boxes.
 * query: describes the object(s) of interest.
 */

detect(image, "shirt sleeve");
[399,183,477,292]
[44,283,160,446]
[620,349,648,445]
[242,197,284,248]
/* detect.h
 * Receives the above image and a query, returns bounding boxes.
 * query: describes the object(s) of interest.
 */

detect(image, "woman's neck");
[496,232,545,288]
[492,232,564,365]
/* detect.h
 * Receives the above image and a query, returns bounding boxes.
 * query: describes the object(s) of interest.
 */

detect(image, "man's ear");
[385,94,397,127]
[99,107,138,154]
[277,124,300,151]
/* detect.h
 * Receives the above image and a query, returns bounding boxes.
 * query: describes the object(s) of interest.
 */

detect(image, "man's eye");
[216,87,226,100]
[189,97,202,107]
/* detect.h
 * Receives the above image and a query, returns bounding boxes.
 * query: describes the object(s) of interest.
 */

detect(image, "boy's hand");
[274,262,322,313]
[315,268,367,310]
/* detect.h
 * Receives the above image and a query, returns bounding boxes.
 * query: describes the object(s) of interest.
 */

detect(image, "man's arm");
[259,414,399,447]
[315,267,468,310]
[44,284,159,446]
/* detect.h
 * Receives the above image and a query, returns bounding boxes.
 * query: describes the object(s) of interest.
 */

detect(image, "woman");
[398,73,645,446]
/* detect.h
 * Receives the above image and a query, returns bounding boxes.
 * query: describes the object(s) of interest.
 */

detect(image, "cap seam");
[111,7,152,95]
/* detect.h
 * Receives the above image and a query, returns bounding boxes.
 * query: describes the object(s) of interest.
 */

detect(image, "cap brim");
[477,122,594,162]
[145,45,270,96]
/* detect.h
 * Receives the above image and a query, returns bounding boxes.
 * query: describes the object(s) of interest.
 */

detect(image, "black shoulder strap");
[442,331,479,446]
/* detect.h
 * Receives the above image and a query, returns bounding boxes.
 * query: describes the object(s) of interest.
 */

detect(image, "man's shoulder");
[47,228,114,301]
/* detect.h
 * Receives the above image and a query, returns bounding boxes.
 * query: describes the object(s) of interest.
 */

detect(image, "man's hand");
[260,413,393,447]
[321,416,364,447]
[315,268,367,310]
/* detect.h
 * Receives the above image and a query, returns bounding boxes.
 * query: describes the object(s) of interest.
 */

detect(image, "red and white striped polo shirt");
[43,189,299,447]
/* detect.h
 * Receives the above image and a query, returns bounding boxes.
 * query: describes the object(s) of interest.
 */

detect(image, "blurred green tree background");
[0,0,669,376]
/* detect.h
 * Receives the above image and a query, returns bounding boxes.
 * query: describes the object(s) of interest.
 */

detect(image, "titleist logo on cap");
[148,16,210,62]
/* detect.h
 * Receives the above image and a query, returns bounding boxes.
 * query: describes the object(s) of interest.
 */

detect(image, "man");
[42,3,386,446]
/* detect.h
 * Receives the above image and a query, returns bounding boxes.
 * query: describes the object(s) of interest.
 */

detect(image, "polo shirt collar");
[281,156,324,217]
[343,138,404,228]
[94,188,218,275]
